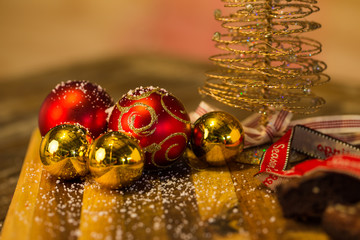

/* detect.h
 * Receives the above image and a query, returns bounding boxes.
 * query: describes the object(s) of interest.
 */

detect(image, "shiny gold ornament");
[88,131,145,189]
[39,124,91,179]
[191,111,244,166]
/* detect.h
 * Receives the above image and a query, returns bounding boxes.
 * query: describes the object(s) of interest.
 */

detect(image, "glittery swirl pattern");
[144,132,188,168]
[116,101,157,137]
[113,87,191,169]
[160,93,191,125]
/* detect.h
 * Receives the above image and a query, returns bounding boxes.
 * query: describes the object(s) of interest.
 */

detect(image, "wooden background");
[1,55,360,239]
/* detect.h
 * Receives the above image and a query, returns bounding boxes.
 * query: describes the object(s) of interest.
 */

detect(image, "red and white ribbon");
[256,125,360,190]
[242,110,292,148]
[289,115,360,145]
[189,101,221,123]
[190,101,360,148]
[257,154,360,190]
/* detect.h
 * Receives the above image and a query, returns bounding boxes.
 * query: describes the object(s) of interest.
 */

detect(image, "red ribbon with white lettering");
[256,125,360,190]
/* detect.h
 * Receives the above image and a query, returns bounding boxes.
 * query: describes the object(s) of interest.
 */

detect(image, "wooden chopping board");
[1,130,329,240]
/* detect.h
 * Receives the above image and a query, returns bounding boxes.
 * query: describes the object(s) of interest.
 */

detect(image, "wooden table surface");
[1,54,360,239]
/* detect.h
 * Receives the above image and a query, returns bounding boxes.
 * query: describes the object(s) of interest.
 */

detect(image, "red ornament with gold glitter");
[108,86,191,169]
[38,80,114,139]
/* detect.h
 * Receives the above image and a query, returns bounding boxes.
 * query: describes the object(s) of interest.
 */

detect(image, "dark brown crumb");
[322,203,360,240]
[276,172,360,222]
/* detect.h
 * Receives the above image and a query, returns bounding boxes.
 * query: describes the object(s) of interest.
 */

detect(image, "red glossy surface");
[108,87,191,169]
[38,80,113,138]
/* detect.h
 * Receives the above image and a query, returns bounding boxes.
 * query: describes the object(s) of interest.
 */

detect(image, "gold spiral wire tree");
[199,0,330,122]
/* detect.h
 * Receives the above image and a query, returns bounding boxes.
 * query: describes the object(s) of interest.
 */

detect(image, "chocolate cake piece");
[276,172,360,222]
[322,203,360,240]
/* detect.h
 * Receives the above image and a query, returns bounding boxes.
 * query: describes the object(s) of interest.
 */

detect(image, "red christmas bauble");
[39,80,114,138]
[108,86,191,169]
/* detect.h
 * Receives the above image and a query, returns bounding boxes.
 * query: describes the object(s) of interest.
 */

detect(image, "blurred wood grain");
[1,130,331,240]
[0,55,360,239]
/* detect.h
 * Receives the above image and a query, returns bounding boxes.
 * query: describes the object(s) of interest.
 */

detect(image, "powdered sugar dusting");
[122,86,169,99]
[14,165,84,239]
[105,105,115,123]
[20,159,251,239]
[16,137,287,240]
[79,174,167,239]
[40,80,114,138]
[18,156,255,239]
[51,80,113,106]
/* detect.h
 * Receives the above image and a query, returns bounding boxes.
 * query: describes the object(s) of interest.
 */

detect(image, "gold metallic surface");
[39,124,91,179]
[191,111,244,166]
[88,131,145,189]
[184,148,210,170]
[200,0,330,118]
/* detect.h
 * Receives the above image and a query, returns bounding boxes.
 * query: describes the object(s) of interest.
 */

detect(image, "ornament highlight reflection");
[191,111,244,166]
[88,131,145,189]
[39,124,91,179]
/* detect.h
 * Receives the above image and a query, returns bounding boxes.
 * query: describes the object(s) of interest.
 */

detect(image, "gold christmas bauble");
[88,131,145,189]
[191,111,244,166]
[39,124,91,179]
